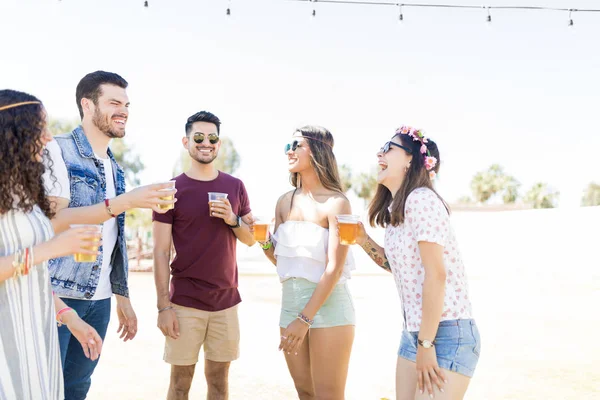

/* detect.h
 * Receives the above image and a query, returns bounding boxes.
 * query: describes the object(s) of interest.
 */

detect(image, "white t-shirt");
[44,139,117,301]
[384,187,473,332]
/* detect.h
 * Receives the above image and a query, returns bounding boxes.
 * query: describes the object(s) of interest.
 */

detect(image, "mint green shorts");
[280,277,356,329]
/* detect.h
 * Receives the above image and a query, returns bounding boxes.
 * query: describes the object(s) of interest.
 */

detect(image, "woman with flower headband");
[257,126,356,399]
[0,89,104,399]
[349,126,480,399]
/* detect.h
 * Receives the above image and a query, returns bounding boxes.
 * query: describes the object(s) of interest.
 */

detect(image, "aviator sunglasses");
[284,136,332,154]
[380,141,412,154]
[193,132,220,145]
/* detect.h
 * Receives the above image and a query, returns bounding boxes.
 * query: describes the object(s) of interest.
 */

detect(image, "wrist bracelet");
[297,313,314,326]
[260,240,272,250]
[104,198,117,218]
[158,305,174,313]
[56,307,78,327]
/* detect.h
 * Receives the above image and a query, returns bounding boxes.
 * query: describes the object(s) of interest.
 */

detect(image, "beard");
[92,107,126,139]
[189,147,218,165]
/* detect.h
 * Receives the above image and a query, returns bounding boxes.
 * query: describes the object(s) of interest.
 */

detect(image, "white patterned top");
[385,187,473,332]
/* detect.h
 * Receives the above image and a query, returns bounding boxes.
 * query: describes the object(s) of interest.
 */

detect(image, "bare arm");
[231,213,256,247]
[49,183,177,234]
[417,241,446,342]
[300,197,351,320]
[260,195,285,267]
[153,221,173,310]
[359,234,391,273]
[0,226,101,283]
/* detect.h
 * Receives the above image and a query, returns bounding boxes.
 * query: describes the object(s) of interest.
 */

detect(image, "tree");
[581,182,600,207]
[110,140,144,187]
[524,182,560,209]
[173,137,241,176]
[353,168,378,208]
[48,118,79,136]
[470,164,520,204]
[456,195,473,204]
[338,164,353,193]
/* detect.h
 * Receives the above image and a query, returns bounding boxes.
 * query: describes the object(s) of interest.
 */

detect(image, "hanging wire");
[286,0,600,15]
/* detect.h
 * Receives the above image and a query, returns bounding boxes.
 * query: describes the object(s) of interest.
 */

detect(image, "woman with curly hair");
[0,89,104,399]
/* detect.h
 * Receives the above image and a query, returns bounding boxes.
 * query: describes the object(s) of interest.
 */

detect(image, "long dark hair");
[368,131,448,227]
[289,125,344,193]
[288,125,345,214]
[0,90,55,218]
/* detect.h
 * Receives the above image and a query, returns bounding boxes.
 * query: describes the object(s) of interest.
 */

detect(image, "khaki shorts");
[164,303,240,365]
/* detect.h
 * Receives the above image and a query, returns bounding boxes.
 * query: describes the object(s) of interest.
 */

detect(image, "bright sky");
[1,0,599,216]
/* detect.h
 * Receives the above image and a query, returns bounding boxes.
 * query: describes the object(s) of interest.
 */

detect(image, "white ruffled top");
[272,221,355,284]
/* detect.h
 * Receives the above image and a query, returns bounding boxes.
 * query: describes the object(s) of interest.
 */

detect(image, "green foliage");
[524,182,560,209]
[470,164,520,204]
[339,164,353,193]
[48,118,78,136]
[353,167,378,203]
[581,182,600,207]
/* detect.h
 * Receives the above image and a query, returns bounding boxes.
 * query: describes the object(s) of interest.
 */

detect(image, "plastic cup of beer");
[337,215,360,245]
[208,192,228,217]
[158,180,176,211]
[70,224,102,263]
[252,217,271,242]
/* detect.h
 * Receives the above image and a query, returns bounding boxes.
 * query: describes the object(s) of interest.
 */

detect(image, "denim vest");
[48,126,129,299]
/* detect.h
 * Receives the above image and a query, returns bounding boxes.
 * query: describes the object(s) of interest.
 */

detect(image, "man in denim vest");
[43,71,176,400]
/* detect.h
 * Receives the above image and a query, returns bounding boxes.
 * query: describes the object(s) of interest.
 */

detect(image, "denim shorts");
[280,277,355,329]
[398,319,481,378]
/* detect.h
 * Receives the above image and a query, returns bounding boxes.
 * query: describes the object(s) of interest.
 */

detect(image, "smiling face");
[183,121,221,164]
[86,84,130,139]
[377,135,413,193]
[286,133,313,174]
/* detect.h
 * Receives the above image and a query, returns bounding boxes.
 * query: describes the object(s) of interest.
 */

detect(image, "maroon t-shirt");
[152,172,251,312]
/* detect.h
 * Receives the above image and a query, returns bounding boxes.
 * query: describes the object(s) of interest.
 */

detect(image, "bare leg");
[167,364,196,400]
[396,357,471,400]
[205,360,231,400]
[281,327,315,399]
[309,326,355,400]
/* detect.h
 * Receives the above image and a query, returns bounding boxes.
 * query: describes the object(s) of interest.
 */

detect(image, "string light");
[226,0,231,15]
[311,0,317,17]
[568,9,574,26]
[143,1,148,7]
[287,1,600,24]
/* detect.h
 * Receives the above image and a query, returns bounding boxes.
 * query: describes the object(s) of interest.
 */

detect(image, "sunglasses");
[284,140,303,154]
[193,132,220,144]
[284,136,333,154]
[381,141,412,154]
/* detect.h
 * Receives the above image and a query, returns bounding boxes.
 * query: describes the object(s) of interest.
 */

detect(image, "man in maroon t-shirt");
[152,111,255,400]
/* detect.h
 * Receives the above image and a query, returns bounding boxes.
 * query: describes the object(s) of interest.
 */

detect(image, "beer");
[70,224,102,263]
[158,180,176,210]
[74,244,100,263]
[337,215,360,245]
[253,223,269,242]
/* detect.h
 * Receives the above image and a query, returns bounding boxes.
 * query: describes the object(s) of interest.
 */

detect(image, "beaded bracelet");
[296,313,314,327]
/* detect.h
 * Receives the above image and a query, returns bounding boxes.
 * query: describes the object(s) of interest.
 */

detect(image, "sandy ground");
[87,208,599,399]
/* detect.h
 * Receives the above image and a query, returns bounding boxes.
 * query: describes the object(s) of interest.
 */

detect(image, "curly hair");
[0,89,55,219]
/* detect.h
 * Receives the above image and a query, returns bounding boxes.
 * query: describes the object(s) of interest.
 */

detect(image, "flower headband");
[395,125,437,180]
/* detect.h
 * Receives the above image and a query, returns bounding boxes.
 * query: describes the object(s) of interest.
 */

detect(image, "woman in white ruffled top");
[257,125,356,399]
